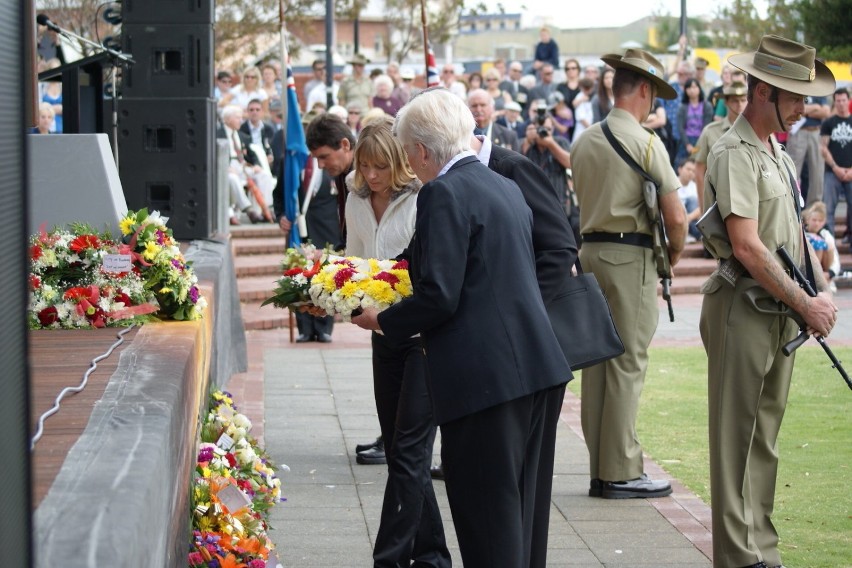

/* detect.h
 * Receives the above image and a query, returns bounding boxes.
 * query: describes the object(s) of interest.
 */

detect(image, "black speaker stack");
[118,0,217,240]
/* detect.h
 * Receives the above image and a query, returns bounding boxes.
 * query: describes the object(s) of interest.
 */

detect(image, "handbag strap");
[600,119,657,187]
[573,258,584,275]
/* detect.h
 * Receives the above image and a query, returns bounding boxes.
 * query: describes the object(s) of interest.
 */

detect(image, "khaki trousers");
[786,127,824,205]
[579,242,658,481]
[699,276,797,568]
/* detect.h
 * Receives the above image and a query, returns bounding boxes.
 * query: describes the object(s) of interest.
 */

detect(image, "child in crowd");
[803,201,840,292]
[676,157,702,243]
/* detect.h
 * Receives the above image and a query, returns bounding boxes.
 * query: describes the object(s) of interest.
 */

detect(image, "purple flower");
[198,447,214,462]
[171,259,183,270]
[156,230,166,244]
[248,560,266,568]
[189,285,200,303]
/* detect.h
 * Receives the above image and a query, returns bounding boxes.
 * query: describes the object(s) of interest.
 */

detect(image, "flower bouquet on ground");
[309,257,412,321]
[28,209,208,329]
[190,390,286,568]
[28,225,159,329]
[118,209,207,321]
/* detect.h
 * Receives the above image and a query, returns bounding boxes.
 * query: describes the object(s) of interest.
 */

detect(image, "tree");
[718,0,803,50]
[652,14,713,51]
[35,0,118,57]
[371,0,471,63]
[799,0,852,61]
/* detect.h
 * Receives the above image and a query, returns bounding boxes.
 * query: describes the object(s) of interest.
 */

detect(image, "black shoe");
[589,478,603,497]
[356,445,386,465]
[430,464,445,480]
[741,563,768,568]
[316,333,333,343]
[355,436,382,454]
[295,334,314,343]
[601,474,672,499]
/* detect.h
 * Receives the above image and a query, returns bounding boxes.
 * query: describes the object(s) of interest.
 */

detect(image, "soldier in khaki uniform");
[573,49,687,499]
[700,36,837,568]
[694,81,748,212]
[338,53,373,111]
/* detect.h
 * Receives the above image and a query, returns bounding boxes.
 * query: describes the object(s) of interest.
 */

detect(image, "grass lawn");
[570,346,852,568]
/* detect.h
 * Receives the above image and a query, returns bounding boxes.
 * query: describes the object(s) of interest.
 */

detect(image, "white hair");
[327,105,348,120]
[467,88,494,110]
[520,74,537,89]
[393,88,474,168]
[373,74,394,91]
[222,105,243,122]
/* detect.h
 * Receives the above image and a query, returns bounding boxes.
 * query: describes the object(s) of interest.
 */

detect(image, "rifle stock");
[776,246,852,390]
[643,180,674,322]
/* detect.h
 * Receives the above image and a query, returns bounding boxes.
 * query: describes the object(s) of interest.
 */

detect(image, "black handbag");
[547,260,624,370]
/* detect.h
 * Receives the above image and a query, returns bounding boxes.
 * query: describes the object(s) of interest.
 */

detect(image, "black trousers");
[371,333,450,568]
[440,389,548,568]
[529,384,566,568]
[295,311,333,337]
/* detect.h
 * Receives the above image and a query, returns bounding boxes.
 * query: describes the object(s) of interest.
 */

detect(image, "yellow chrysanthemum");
[119,217,135,236]
[202,466,211,478]
[339,280,359,298]
[197,516,214,532]
[368,258,381,274]
[395,282,412,297]
[143,241,161,261]
[364,280,396,304]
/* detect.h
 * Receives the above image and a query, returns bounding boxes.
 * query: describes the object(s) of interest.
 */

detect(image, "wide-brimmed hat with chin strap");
[728,34,835,97]
[601,49,677,100]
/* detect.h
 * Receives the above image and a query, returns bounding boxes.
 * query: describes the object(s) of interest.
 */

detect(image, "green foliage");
[719,0,805,51]
[575,346,852,568]
[799,0,852,61]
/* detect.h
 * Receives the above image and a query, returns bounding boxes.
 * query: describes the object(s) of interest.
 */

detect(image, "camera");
[534,99,549,138]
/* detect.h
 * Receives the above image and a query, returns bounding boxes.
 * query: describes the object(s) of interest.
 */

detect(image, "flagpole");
[420,0,429,83]
[279,0,288,150]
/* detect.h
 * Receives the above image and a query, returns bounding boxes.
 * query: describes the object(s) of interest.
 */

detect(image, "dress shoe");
[229,215,241,226]
[740,563,767,568]
[430,464,445,480]
[246,210,265,224]
[295,334,314,343]
[601,473,672,499]
[355,445,386,465]
[588,478,603,497]
[355,436,382,454]
[316,333,333,343]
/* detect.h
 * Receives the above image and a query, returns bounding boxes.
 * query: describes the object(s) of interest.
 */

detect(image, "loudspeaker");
[122,24,213,98]
[118,98,218,240]
[121,0,214,25]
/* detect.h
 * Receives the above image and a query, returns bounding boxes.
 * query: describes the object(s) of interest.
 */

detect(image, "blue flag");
[284,65,309,247]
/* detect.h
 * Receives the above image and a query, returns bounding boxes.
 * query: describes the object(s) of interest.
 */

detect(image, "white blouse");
[344,171,419,260]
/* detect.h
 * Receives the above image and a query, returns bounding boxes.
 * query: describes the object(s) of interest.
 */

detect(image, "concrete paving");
[253,289,852,566]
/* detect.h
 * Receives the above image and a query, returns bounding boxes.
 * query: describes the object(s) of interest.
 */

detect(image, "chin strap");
[771,87,786,132]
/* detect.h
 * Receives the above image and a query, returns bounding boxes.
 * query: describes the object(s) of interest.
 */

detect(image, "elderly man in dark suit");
[468,88,519,151]
[353,88,571,567]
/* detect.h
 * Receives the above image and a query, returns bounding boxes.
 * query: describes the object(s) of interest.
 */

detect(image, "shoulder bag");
[547,259,624,370]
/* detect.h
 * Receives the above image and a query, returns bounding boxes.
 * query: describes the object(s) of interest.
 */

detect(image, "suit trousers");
[529,384,566,568]
[371,333,450,568]
[440,389,548,568]
[579,242,659,482]
[295,311,333,338]
[786,127,824,205]
[700,276,796,568]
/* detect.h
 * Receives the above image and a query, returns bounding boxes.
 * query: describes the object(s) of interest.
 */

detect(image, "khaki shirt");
[339,75,373,109]
[693,115,734,165]
[705,114,802,263]
[573,107,680,235]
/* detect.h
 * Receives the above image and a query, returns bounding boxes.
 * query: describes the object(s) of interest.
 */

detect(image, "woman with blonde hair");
[344,116,450,568]
[483,67,512,115]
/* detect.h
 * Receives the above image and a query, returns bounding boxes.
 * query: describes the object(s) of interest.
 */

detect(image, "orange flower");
[215,553,247,568]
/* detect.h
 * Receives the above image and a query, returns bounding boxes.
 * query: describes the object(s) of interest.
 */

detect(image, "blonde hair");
[352,118,418,198]
[803,201,827,220]
[359,107,387,128]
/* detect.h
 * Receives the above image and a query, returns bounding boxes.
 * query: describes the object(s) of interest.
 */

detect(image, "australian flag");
[284,65,309,247]
[426,43,440,87]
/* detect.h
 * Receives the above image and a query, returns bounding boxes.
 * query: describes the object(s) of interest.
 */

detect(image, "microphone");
[36,14,61,33]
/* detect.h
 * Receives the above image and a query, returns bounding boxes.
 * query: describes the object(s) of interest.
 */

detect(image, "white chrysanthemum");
[233,413,252,430]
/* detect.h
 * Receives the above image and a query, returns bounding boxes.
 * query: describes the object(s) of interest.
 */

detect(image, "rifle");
[600,119,674,321]
[643,180,674,322]
[776,246,851,390]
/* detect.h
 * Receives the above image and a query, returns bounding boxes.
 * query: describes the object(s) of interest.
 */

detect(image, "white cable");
[30,325,136,450]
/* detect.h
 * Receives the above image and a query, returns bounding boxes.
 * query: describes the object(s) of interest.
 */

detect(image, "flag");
[426,44,440,87]
[284,65,309,247]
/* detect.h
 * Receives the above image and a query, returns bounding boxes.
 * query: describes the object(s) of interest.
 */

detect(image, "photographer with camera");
[522,100,572,205]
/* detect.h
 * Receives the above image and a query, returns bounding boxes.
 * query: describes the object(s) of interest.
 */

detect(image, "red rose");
[38,306,58,326]
[225,453,237,468]
[114,292,132,306]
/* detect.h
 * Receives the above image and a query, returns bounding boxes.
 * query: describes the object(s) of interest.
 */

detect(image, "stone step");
[230,225,283,239]
[233,237,288,256]
[235,253,284,278]
[238,274,280,302]
[241,301,294,331]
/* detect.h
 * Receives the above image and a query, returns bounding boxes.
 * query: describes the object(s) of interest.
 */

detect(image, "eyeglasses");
[485,78,498,82]
[349,110,361,115]
[244,75,259,80]
[442,69,454,74]
[565,66,579,71]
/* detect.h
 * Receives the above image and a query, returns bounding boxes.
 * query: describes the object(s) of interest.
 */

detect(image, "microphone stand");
[47,21,134,166]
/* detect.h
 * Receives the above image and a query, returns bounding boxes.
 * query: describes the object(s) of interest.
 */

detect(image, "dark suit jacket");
[488,145,578,305]
[496,117,528,140]
[490,122,520,152]
[239,120,275,159]
[378,156,572,425]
